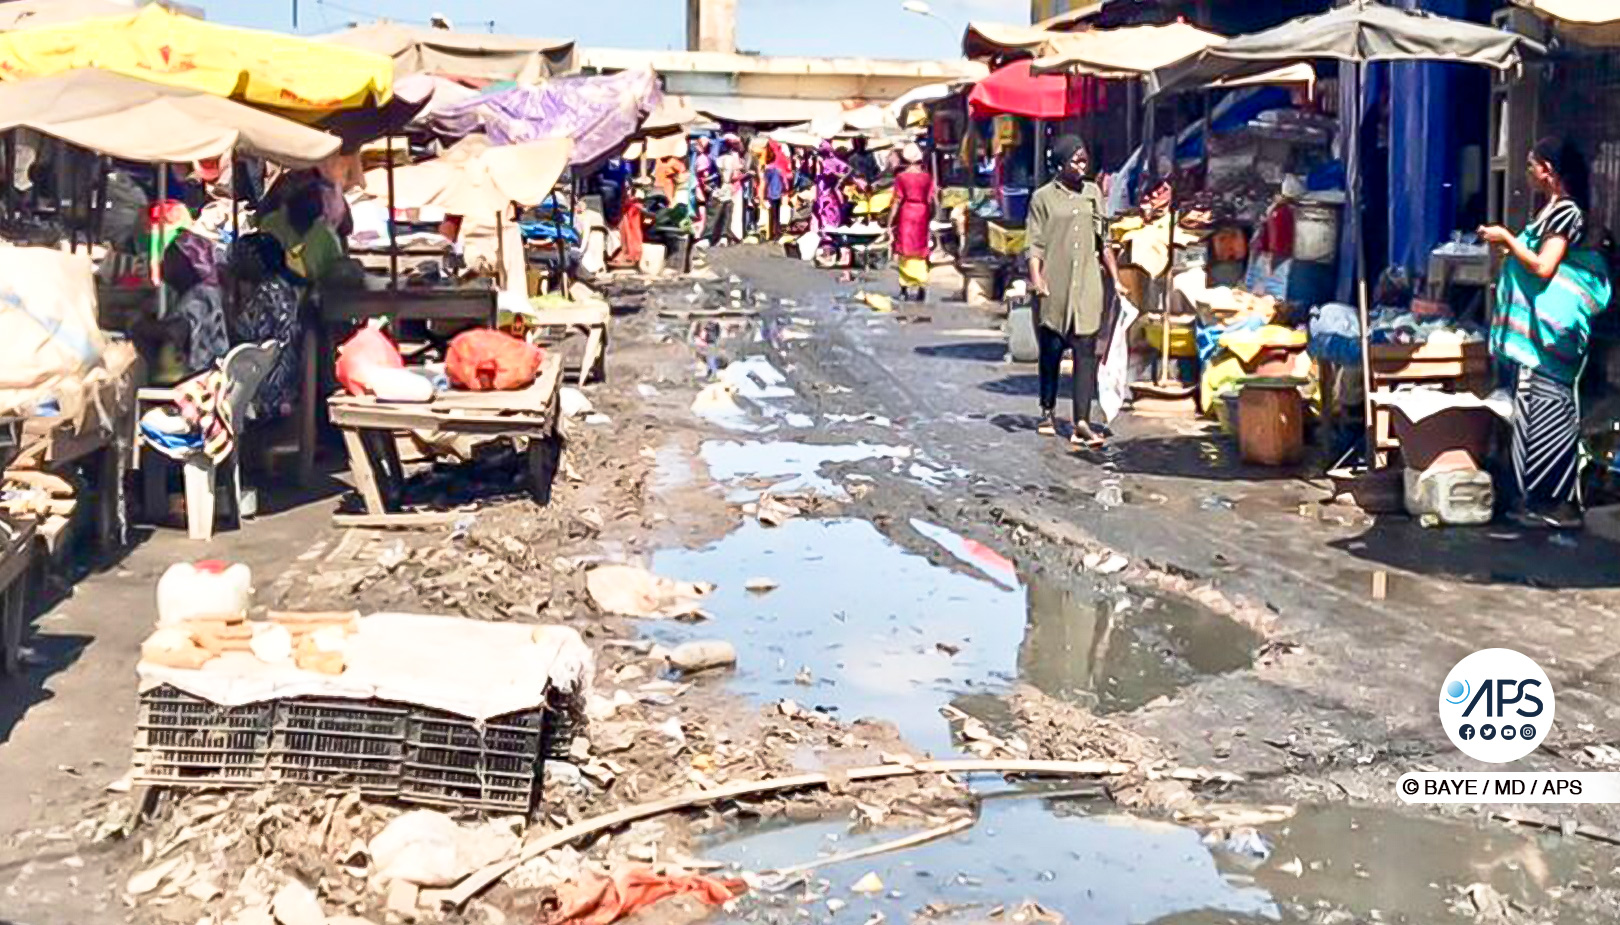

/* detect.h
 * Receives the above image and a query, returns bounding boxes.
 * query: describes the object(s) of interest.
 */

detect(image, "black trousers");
[1037,324,1099,423]
[706,199,733,245]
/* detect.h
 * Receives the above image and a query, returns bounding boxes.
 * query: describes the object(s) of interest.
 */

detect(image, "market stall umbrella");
[968,60,1081,118]
[429,67,662,166]
[321,22,576,83]
[365,134,573,295]
[0,4,393,111]
[961,21,1060,61]
[307,72,437,152]
[1145,0,1546,471]
[0,68,339,166]
[1510,0,1620,46]
[1031,21,1228,77]
[1147,1,1543,98]
[0,0,135,31]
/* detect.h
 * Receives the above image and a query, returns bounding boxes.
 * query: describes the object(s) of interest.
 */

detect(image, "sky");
[201,0,1029,59]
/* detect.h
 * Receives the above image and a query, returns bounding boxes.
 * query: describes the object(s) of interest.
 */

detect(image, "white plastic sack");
[586,564,714,620]
[1098,293,1141,423]
[368,809,519,887]
[0,246,107,416]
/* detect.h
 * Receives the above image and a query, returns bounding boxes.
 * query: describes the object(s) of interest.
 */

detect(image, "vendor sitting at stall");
[229,233,304,421]
[133,230,229,385]
[1027,136,1119,448]
[1480,136,1613,530]
[258,181,345,285]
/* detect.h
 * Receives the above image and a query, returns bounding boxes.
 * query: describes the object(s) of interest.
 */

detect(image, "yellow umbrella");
[0,5,392,111]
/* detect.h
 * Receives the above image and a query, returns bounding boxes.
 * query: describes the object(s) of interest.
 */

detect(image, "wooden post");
[386,134,399,291]
[1353,60,1377,469]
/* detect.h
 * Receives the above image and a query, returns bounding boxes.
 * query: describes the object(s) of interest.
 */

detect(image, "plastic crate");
[131,685,579,816]
[270,699,409,793]
[403,707,547,814]
[133,685,273,786]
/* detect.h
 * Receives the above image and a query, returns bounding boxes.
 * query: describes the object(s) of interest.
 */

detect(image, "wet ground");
[706,799,1612,924]
[659,251,1620,923]
[6,253,1620,925]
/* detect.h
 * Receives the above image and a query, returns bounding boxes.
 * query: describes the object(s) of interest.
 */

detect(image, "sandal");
[1037,412,1058,437]
[1070,423,1107,449]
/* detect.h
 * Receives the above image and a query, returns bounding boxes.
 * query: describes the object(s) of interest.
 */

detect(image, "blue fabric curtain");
[1386,0,1469,275]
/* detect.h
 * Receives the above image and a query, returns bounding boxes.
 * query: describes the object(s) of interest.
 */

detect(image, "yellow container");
[1132,315,1197,358]
[987,222,1027,255]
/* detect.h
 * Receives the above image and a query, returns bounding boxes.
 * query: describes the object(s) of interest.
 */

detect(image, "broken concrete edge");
[988,498,1283,638]
[425,757,1242,909]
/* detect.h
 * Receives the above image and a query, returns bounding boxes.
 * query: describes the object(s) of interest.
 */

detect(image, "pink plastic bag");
[334,323,404,396]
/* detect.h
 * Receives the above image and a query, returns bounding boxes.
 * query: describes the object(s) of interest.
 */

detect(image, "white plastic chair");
[137,341,278,540]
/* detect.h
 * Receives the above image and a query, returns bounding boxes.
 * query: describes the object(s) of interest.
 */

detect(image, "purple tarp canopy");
[429,67,661,165]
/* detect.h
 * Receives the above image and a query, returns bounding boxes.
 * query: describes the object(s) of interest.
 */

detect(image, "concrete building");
[686,0,737,53]
[578,47,984,124]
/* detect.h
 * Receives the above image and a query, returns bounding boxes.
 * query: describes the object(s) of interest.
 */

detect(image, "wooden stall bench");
[326,354,562,528]
[523,299,609,386]
[0,517,37,676]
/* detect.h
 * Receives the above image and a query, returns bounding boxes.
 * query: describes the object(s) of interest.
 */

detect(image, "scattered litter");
[1276,857,1304,877]
[756,494,801,527]
[368,810,518,888]
[271,880,326,925]
[560,387,595,418]
[850,871,885,894]
[1094,483,1124,509]
[1208,827,1272,863]
[585,565,714,620]
[546,867,744,925]
[854,291,894,313]
[126,855,186,896]
[668,640,737,674]
[1081,552,1129,575]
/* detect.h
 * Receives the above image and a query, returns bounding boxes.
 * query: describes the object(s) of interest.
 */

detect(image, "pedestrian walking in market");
[1481,136,1613,530]
[889,142,936,302]
[1026,136,1119,448]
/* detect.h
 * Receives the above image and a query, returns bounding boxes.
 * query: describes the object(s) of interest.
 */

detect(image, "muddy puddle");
[703,800,1607,923]
[650,517,1260,754]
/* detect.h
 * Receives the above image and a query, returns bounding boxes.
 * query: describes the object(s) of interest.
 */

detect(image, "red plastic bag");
[335,323,404,396]
[446,328,543,392]
[544,867,744,925]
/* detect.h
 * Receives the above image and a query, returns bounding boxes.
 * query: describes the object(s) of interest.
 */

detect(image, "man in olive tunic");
[1027,137,1118,447]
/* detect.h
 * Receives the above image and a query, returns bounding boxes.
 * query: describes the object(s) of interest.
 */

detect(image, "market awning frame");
[0,68,340,167]
[1510,0,1620,47]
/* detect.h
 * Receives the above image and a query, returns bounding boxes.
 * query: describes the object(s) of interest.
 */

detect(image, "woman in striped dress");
[1481,137,1612,529]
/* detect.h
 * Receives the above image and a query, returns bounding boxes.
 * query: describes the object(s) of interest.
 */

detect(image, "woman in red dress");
[889,143,936,301]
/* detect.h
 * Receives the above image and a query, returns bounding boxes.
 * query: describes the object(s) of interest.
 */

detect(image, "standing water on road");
[650,517,1261,748]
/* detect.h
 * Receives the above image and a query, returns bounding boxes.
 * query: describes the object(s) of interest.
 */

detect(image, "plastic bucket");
[663,233,692,274]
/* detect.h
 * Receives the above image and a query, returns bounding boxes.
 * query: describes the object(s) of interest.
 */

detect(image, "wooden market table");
[7,343,141,556]
[320,286,498,328]
[525,300,609,386]
[326,354,563,527]
[1367,340,1492,466]
[0,517,37,676]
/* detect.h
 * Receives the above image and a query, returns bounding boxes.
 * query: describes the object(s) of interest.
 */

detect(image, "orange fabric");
[545,868,744,925]
[653,157,685,203]
[609,197,645,268]
[445,328,543,391]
